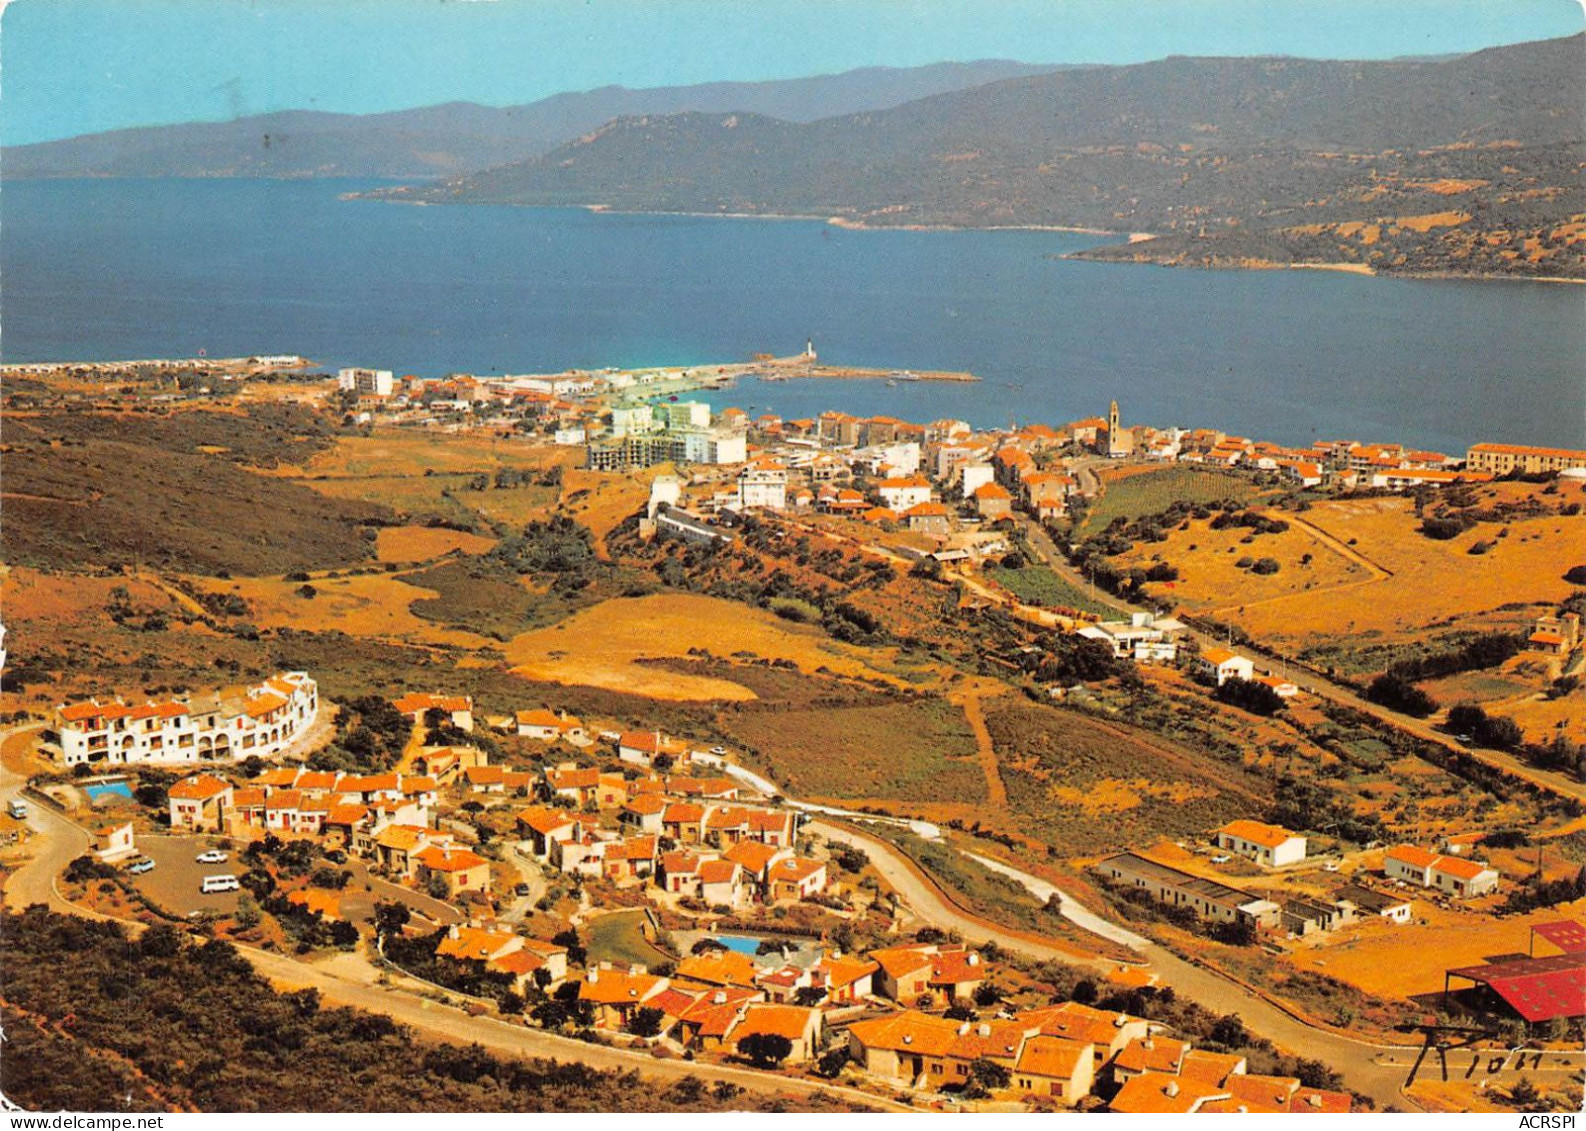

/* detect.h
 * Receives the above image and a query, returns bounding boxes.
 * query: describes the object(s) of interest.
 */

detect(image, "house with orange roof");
[168,774,235,831]
[1108,1073,1230,1114]
[876,475,933,513]
[723,839,791,888]
[1113,1034,1191,1082]
[414,844,491,897]
[488,939,570,991]
[618,730,691,768]
[869,944,986,1004]
[657,850,709,895]
[846,1010,1051,1092]
[1019,1001,1149,1064]
[676,948,762,989]
[578,964,670,1030]
[727,1003,823,1063]
[543,765,600,806]
[1195,646,1254,687]
[596,773,633,808]
[515,708,586,742]
[371,823,444,878]
[767,857,828,902]
[699,858,748,908]
[1428,853,1500,898]
[391,692,473,733]
[810,953,879,1004]
[1220,1072,1302,1111]
[1383,844,1440,886]
[1179,1048,1248,1086]
[1011,1035,1096,1106]
[661,801,707,843]
[902,500,953,535]
[973,481,1013,520]
[619,793,668,834]
[92,820,137,863]
[1216,820,1308,868]
[666,775,739,800]
[464,765,509,793]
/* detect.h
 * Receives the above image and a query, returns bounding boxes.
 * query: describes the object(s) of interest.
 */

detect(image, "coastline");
[348,192,1582,283]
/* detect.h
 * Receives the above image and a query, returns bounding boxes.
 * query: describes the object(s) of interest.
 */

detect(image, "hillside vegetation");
[0,909,862,1112]
[405,35,1585,279]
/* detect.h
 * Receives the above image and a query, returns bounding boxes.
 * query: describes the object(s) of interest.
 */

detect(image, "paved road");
[240,944,909,1110]
[814,820,1423,1111]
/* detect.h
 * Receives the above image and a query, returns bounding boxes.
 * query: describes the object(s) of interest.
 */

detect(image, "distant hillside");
[1,61,1063,179]
[402,35,1585,279]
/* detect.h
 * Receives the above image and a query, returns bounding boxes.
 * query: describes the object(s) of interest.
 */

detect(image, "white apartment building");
[55,672,318,766]
[337,368,394,396]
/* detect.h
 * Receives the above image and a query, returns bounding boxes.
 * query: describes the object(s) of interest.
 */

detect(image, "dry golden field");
[189,573,494,650]
[502,592,905,701]
[1180,493,1580,651]
[1116,514,1372,611]
[373,526,497,563]
[1283,897,1586,1001]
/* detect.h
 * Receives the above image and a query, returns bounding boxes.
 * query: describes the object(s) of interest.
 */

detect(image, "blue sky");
[3,0,1582,145]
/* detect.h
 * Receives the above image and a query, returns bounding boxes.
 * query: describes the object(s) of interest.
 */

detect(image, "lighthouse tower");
[804,338,817,360]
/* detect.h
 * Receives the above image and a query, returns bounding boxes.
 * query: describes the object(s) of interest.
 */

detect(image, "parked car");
[709,746,727,756]
[127,857,155,874]
[514,882,532,897]
[196,850,229,864]
[1210,854,1231,864]
[324,849,348,864]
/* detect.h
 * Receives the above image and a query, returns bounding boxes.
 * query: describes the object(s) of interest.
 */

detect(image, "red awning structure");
[1445,953,1586,1023]
[1531,919,1586,956]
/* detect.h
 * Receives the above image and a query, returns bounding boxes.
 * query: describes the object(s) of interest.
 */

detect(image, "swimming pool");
[82,781,133,802]
[716,934,770,956]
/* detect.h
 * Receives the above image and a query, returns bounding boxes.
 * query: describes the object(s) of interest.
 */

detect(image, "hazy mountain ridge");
[403,35,1585,278]
[0,61,1065,179]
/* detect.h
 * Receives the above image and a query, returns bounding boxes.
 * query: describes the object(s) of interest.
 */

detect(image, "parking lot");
[124,834,243,917]
[122,834,463,927]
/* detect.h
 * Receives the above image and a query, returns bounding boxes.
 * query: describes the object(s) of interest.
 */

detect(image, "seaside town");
[2,345,1583,1115]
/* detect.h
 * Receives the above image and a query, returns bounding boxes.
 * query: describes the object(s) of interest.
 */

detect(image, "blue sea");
[3,178,1581,453]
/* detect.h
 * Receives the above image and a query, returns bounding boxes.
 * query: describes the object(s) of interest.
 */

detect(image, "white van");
[200,874,240,894]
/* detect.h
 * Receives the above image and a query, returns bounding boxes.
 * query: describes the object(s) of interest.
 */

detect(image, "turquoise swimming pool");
[82,780,133,802]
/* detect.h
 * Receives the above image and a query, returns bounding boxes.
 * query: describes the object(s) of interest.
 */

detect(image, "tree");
[793,986,827,1008]
[1508,1075,1540,1109]
[234,891,261,930]
[627,1007,664,1037]
[1210,1013,1247,1048]
[373,899,411,941]
[964,1057,1010,1099]
[1365,673,1437,717]
[738,1033,793,1068]
[816,1047,850,1079]
[1214,677,1286,717]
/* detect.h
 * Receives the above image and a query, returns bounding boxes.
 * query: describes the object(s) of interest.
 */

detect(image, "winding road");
[812,820,1425,1111]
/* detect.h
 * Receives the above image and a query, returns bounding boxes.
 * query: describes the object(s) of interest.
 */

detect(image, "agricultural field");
[1080,464,1271,534]
[721,696,986,806]
[501,592,912,701]
[983,697,1268,855]
[276,431,555,480]
[983,562,1115,617]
